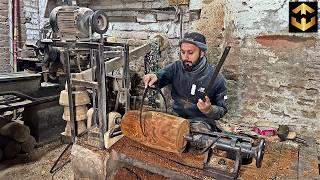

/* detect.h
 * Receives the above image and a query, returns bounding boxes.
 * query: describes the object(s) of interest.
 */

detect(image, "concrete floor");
[0,141,73,180]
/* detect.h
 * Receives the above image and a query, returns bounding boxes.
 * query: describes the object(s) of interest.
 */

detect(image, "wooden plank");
[298,137,319,179]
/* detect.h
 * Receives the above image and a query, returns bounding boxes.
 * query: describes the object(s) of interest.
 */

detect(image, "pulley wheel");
[255,138,266,168]
[91,10,108,34]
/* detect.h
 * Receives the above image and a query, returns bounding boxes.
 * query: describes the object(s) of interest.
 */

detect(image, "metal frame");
[0,91,59,113]
[54,41,130,149]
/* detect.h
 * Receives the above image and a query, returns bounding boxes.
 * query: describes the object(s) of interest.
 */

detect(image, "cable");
[49,143,72,174]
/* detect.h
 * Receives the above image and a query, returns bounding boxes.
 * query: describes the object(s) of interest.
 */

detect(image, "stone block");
[124,1,143,8]
[110,30,150,40]
[167,23,181,38]
[112,22,170,32]
[105,10,138,17]
[157,12,176,21]
[189,0,202,10]
[168,0,189,6]
[143,1,170,8]
[0,10,8,17]
[137,13,156,23]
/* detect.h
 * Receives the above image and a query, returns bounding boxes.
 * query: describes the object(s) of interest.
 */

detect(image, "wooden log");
[4,140,21,159]
[120,110,190,154]
[21,135,36,153]
[0,120,10,130]
[0,122,30,143]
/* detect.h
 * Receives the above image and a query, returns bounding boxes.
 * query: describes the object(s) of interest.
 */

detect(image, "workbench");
[71,136,319,179]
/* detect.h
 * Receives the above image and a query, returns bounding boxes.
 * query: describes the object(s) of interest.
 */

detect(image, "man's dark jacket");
[156,57,227,126]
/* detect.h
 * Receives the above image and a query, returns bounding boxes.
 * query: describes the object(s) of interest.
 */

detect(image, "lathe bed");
[72,136,319,179]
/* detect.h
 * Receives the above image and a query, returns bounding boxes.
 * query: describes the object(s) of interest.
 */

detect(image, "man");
[143,32,227,131]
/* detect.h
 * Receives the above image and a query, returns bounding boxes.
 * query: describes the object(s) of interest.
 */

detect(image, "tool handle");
[202,46,231,101]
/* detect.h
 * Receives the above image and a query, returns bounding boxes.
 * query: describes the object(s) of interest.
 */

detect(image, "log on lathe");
[120,110,190,154]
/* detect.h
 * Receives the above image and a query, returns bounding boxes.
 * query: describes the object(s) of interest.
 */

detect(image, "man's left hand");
[197,96,212,114]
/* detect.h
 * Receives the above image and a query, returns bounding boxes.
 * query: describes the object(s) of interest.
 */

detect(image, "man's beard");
[182,61,193,71]
[182,54,202,72]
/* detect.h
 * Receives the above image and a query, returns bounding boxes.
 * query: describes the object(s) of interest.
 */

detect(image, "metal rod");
[123,44,130,112]
[203,46,231,97]
[95,45,107,149]
[64,50,76,143]
[179,6,183,40]
[8,0,13,72]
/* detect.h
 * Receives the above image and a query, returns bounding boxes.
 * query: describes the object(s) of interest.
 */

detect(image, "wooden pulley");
[59,90,90,106]
[120,110,190,154]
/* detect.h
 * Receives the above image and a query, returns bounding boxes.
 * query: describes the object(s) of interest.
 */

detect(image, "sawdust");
[0,141,73,180]
[111,138,304,179]
[113,166,167,180]
[111,137,206,179]
[240,142,299,179]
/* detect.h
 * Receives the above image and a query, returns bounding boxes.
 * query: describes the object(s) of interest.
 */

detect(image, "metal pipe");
[64,50,77,143]
[8,0,13,72]
[123,44,130,112]
[96,45,107,149]
[13,0,18,72]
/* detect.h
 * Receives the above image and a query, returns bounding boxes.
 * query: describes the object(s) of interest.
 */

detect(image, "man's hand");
[143,73,158,88]
[197,96,213,114]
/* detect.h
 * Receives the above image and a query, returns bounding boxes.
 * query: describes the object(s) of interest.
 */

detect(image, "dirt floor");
[0,140,73,180]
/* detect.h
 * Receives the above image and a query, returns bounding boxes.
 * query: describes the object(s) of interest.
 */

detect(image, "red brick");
[0,10,8,16]
[255,35,316,49]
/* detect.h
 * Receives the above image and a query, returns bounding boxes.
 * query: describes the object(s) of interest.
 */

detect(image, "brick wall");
[0,0,40,73]
[220,0,320,132]
[0,0,11,72]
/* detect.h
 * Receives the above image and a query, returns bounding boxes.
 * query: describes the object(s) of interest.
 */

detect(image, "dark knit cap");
[179,32,207,51]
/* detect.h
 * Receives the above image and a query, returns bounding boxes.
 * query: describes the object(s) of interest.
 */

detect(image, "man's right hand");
[143,73,158,88]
